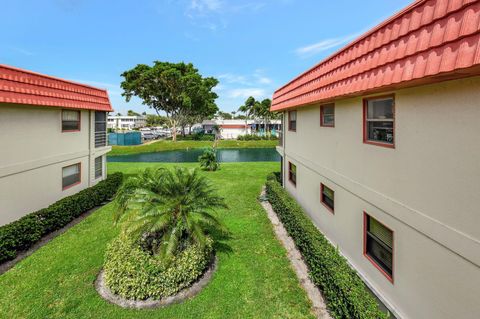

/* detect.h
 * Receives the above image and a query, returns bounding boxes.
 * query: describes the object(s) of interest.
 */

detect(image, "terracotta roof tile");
[0,64,113,112]
[272,0,480,111]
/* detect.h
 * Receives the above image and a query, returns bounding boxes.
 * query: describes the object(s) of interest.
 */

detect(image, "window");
[95,111,107,147]
[363,96,394,147]
[95,156,103,179]
[321,184,334,213]
[62,110,80,132]
[288,162,296,186]
[320,103,335,127]
[62,163,81,190]
[288,111,297,131]
[364,213,394,282]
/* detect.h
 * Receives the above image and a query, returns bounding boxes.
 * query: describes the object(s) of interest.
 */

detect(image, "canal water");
[107,148,280,163]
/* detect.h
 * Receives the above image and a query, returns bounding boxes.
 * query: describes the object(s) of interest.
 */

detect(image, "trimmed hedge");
[237,134,278,141]
[104,236,213,300]
[0,172,123,263]
[266,173,388,319]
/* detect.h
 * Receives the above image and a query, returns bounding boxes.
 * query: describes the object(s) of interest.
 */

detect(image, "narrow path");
[260,187,332,319]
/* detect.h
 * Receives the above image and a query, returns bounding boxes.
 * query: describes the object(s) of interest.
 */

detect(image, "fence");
[108,132,142,146]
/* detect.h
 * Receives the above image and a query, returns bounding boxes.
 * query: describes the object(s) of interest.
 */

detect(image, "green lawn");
[109,139,278,156]
[0,162,314,319]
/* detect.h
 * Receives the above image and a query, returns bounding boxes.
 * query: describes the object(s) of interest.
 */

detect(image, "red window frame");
[320,183,334,214]
[288,162,296,187]
[62,163,81,190]
[362,95,395,148]
[288,110,297,132]
[61,110,81,132]
[320,103,335,127]
[363,212,394,283]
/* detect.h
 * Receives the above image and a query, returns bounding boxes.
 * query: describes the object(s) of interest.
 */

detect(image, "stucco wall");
[280,76,480,319]
[0,105,111,226]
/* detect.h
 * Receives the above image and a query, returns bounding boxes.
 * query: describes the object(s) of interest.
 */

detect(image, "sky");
[1,0,412,115]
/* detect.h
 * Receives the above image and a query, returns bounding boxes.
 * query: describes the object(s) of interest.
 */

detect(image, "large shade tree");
[121,61,219,141]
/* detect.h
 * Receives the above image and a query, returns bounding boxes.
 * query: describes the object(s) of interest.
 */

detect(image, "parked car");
[141,132,156,140]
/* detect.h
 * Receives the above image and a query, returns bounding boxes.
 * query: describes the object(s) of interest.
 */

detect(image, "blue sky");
[1,0,412,114]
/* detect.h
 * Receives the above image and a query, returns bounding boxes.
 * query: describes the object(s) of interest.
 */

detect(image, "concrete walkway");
[260,187,332,319]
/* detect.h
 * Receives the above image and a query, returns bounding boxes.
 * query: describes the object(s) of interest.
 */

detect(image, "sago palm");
[198,148,219,171]
[113,167,227,261]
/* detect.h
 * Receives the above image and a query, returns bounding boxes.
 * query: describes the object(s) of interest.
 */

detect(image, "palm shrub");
[114,167,227,261]
[198,147,220,171]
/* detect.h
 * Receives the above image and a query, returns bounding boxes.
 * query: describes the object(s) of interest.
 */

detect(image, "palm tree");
[199,148,220,171]
[238,96,256,135]
[114,167,227,262]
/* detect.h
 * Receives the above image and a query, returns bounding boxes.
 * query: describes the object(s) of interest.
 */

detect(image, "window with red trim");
[288,111,297,131]
[288,162,296,186]
[364,213,393,281]
[62,110,81,131]
[363,96,394,147]
[62,163,81,189]
[320,184,334,213]
[320,103,335,127]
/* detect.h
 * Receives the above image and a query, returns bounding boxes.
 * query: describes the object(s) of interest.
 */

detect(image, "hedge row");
[237,134,278,141]
[0,172,123,263]
[265,173,387,319]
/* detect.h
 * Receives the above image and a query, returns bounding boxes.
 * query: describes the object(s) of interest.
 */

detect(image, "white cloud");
[227,88,268,99]
[8,46,35,56]
[218,73,248,85]
[295,33,359,58]
[188,0,223,13]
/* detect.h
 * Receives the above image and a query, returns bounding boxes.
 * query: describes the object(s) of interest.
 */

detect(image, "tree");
[127,110,140,116]
[216,111,232,120]
[142,111,147,115]
[145,114,168,127]
[121,61,219,142]
[238,96,256,134]
[114,167,227,262]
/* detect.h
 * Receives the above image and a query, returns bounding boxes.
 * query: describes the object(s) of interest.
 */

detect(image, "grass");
[0,162,314,319]
[109,139,278,156]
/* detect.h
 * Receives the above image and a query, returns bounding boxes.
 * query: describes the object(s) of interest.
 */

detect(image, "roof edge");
[274,0,426,94]
[0,64,109,93]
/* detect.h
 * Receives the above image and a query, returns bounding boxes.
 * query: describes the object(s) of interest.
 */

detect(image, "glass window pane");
[367,121,394,144]
[368,217,393,248]
[62,110,79,121]
[367,234,393,275]
[62,164,80,188]
[62,164,79,177]
[367,98,393,119]
[95,156,103,178]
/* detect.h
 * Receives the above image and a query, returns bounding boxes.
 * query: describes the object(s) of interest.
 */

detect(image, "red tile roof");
[271,0,480,111]
[0,64,113,112]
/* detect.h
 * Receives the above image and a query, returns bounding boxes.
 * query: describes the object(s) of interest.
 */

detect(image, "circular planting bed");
[95,236,216,309]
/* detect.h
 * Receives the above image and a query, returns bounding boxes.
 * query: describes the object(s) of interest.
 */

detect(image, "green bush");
[0,173,123,263]
[237,134,278,141]
[266,174,387,319]
[176,133,215,141]
[104,235,213,300]
[199,148,220,171]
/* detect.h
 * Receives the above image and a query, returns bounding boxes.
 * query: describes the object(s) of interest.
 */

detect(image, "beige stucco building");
[272,1,480,318]
[0,64,113,226]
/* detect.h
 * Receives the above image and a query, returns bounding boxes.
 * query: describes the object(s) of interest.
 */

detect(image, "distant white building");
[202,119,281,140]
[107,115,146,130]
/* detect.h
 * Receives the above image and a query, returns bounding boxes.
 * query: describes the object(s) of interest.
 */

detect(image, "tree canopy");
[121,61,219,141]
